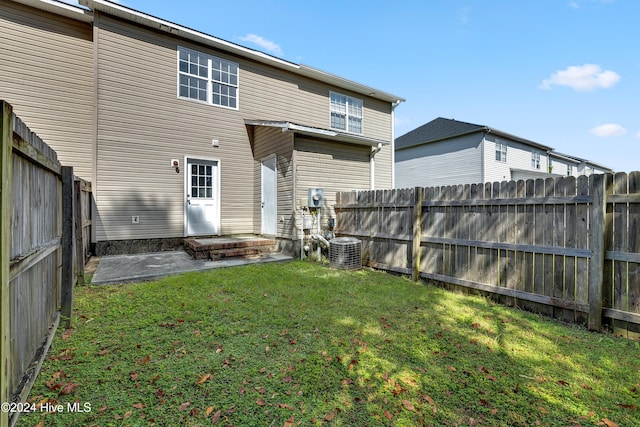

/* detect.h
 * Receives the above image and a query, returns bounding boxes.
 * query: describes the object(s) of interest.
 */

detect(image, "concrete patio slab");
[91,250,292,285]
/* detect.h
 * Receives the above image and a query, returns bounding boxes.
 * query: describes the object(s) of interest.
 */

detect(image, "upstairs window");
[531,151,541,170]
[567,164,573,176]
[495,141,507,162]
[330,92,363,134]
[178,47,238,109]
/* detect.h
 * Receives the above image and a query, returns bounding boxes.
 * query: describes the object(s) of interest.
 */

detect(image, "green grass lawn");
[17,261,640,427]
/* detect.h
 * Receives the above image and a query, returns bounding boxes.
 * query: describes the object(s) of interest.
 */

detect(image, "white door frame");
[184,155,221,236]
[261,154,277,235]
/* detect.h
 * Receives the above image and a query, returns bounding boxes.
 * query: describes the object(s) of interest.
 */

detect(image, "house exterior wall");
[483,135,549,183]
[251,126,294,239]
[92,12,394,244]
[293,137,370,234]
[394,133,483,188]
[0,1,94,180]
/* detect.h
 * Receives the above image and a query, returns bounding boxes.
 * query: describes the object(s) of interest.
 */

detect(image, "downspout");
[391,99,402,189]
[370,142,382,190]
[481,128,491,183]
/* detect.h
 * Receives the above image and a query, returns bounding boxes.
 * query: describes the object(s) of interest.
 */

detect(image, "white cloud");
[569,0,614,8]
[239,34,283,56]
[590,123,627,137]
[540,64,620,91]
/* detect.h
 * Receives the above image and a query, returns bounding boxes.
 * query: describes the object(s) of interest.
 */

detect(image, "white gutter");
[11,0,93,22]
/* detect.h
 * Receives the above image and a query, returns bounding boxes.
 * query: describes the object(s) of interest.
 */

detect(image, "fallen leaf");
[196,373,212,385]
[581,383,593,390]
[212,410,221,424]
[256,398,266,406]
[124,410,133,419]
[61,329,73,342]
[59,382,79,395]
[403,400,415,412]
[284,415,295,427]
[130,372,139,381]
[486,375,497,381]
[601,419,619,427]
[470,323,480,328]
[34,422,45,427]
[132,403,145,409]
[205,406,214,417]
[447,365,457,372]
[324,411,336,422]
[255,387,266,394]
[138,355,151,364]
[97,349,109,356]
[384,410,392,420]
[178,402,191,411]
[278,403,294,410]
[557,380,569,386]
[618,403,637,410]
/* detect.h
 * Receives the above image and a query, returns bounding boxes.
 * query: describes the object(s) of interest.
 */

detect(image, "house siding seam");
[0,1,94,180]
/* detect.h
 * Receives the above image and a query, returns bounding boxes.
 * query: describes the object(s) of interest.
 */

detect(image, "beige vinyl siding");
[251,127,294,238]
[0,2,93,180]
[294,137,370,234]
[94,14,254,240]
[395,134,483,188]
[93,12,393,242]
[373,144,393,189]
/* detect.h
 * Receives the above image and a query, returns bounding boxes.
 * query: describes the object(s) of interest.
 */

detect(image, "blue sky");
[64,0,638,172]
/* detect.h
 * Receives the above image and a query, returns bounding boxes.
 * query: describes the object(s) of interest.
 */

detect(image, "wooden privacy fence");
[1,101,91,427]
[335,172,640,338]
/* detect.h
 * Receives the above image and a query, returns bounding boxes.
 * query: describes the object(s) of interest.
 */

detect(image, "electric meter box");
[308,188,323,208]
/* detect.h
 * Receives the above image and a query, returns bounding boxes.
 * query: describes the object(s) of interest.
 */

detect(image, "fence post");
[0,101,13,427]
[74,179,85,286]
[61,166,75,329]
[412,187,424,282]
[588,174,606,331]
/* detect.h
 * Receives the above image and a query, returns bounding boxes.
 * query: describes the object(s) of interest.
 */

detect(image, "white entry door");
[186,158,220,236]
[261,155,277,235]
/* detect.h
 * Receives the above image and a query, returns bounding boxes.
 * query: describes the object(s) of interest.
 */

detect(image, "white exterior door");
[261,155,277,235]
[186,158,220,236]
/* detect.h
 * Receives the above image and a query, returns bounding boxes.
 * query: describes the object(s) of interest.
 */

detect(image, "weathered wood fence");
[1,101,92,427]
[335,173,640,338]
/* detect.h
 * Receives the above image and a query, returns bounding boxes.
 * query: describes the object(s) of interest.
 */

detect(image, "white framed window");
[531,151,541,170]
[495,141,507,162]
[178,47,238,109]
[567,164,573,176]
[330,92,363,134]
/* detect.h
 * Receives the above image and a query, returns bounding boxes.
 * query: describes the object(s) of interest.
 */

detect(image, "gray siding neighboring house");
[1,0,404,255]
[395,117,612,188]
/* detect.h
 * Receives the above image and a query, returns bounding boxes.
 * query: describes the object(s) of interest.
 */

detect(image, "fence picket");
[336,170,640,335]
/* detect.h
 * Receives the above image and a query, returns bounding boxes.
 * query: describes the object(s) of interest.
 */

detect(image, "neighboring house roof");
[549,151,612,172]
[396,117,553,152]
[13,0,404,105]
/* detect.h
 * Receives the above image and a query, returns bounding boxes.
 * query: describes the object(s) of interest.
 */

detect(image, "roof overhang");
[245,120,389,147]
[78,0,404,105]
[10,0,93,22]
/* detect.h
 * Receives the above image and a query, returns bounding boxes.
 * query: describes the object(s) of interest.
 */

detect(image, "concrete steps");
[184,236,278,261]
